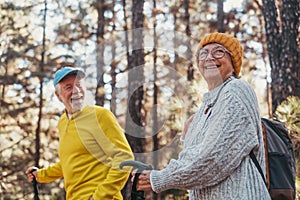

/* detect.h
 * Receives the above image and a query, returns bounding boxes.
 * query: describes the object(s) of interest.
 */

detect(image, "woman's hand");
[131,170,153,191]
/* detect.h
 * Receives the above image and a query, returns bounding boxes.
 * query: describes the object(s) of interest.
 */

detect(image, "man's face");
[55,74,85,114]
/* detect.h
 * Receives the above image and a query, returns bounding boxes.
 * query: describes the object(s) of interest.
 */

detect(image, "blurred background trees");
[0,0,299,199]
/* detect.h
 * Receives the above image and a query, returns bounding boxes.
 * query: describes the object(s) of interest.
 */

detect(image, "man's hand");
[25,166,39,182]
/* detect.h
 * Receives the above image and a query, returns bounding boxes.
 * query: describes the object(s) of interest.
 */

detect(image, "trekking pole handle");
[120,161,153,200]
[29,168,39,200]
[120,160,153,171]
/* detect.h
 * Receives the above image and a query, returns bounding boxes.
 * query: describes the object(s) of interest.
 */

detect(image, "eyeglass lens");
[198,47,227,61]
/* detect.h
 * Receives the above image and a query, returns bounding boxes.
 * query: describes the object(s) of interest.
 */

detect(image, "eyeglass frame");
[196,45,232,62]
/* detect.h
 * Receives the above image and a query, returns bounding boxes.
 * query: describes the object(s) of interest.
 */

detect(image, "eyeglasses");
[198,46,232,61]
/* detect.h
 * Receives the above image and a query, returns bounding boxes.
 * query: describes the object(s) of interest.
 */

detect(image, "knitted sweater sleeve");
[150,81,261,192]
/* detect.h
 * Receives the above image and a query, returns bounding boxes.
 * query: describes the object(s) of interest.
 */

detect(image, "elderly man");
[26,67,134,200]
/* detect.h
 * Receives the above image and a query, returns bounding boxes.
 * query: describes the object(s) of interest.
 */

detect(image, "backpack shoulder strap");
[249,118,270,188]
[261,120,270,189]
[250,150,266,186]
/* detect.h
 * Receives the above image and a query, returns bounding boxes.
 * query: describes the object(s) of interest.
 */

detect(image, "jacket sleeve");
[92,109,134,199]
[37,161,63,183]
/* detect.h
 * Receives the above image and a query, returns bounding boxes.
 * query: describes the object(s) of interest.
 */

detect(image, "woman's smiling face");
[197,43,235,90]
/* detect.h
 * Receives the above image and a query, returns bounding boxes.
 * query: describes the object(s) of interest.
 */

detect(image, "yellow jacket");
[38,105,134,199]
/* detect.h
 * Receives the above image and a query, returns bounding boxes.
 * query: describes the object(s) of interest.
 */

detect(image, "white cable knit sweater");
[150,77,271,200]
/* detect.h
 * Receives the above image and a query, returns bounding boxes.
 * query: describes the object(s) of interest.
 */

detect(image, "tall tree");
[125,0,146,160]
[184,0,194,81]
[152,1,159,199]
[95,0,106,106]
[262,0,300,114]
[217,0,225,32]
[35,0,48,167]
[122,0,146,198]
[110,0,117,114]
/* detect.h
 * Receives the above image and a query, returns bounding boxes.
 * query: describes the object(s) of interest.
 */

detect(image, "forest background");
[0,0,299,199]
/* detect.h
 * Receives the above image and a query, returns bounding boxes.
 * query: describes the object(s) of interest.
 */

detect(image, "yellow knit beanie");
[197,32,243,76]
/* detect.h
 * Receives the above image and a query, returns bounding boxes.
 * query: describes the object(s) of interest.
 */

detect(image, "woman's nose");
[205,51,215,60]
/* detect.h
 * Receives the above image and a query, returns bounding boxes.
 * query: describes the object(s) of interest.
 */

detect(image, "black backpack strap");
[250,150,267,186]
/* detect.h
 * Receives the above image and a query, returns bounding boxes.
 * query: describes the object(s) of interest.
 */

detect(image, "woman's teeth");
[205,65,219,69]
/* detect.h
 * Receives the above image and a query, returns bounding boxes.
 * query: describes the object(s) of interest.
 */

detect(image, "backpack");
[250,118,296,200]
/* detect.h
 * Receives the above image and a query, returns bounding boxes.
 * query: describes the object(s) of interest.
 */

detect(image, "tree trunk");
[35,0,47,167]
[152,1,159,200]
[95,0,106,106]
[110,0,117,114]
[125,0,146,160]
[262,0,300,114]
[217,0,225,33]
[121,1,132,199]
[280,0,300,105]
[184,0,194,81]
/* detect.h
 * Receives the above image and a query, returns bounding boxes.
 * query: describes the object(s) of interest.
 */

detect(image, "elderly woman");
[133,32,270,200]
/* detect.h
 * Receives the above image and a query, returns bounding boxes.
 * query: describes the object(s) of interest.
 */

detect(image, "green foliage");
[275,96,300,135]
[160,189,189,200]
[275,96,300,198]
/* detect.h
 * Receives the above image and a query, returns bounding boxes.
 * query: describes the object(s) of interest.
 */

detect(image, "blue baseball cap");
[53,67,85,87]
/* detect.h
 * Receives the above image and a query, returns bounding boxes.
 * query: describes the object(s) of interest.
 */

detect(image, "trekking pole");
[29,169,39,200]
[120,160,153,200]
